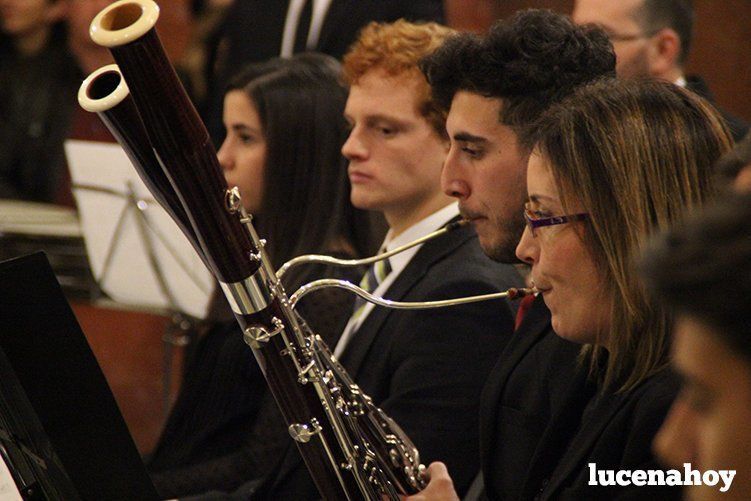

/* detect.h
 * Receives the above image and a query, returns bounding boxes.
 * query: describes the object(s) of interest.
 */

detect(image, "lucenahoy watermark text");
[588,463,735,492]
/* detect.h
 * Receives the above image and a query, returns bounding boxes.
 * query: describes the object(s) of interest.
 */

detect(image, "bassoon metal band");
[219,265,274,314]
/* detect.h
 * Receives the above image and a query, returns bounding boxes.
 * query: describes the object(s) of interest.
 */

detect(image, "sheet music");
[0,200,80,237]
[65,140,213,319]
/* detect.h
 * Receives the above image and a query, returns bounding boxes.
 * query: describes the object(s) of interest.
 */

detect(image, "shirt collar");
[381,202,460,275]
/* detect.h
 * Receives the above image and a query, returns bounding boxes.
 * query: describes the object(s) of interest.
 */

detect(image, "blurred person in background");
[572,0,748,141]
[641,191,751,500]
[713,132,751,192]
[0,0,79,203]
[176,0,234,109]
[64,0,113,76]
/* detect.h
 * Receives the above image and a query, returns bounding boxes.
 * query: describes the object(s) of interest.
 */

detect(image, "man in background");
[572,0,748,140]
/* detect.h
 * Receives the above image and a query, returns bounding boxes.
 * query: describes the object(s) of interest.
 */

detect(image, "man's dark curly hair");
[419,9,615,147]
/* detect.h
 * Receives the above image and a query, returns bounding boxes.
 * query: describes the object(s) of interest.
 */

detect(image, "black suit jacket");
[219,0,444,63]
[526,368,681,500]
[314,0,444,59]
[685,75,749,142]
[254,221,524,500]
[479,297,681,500]
[478,296,580,500]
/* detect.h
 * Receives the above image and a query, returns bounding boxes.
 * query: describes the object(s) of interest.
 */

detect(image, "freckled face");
[515,152,611,345]
[217,90,267,213]
[341,69,449,224]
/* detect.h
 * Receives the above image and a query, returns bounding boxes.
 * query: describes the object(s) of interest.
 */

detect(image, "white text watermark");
[588,463,735,492]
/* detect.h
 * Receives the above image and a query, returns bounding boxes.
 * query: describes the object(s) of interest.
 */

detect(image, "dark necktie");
[294,0,314,53]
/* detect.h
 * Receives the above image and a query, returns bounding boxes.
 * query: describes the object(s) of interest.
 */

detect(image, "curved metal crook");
[277,220,469,279]
[289,279,535,310]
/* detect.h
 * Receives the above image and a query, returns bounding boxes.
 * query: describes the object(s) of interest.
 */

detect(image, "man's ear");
[647,27,682,78]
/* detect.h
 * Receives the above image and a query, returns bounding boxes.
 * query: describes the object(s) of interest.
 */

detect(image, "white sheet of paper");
[65,140,213,319]
[0,200,81,237]
[0,453,22,501]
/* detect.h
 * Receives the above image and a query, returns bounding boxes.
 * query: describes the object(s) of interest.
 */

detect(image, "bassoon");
[78,1,532,498]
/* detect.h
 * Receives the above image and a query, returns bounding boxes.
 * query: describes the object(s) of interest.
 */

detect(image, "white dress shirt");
[333,202,460,357]
[280,0,334,57]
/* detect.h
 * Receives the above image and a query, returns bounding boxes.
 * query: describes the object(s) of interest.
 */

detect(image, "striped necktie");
[351,256,392,321]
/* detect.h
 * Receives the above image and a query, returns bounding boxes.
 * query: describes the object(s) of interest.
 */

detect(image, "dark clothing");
[528,369,680,500]
[253,222,524,500]
[479,297,580,500]
[685,75,749,142]
[480,297,681,500]
[147,260,362,499]
[0,28,81,203]
[219,0,444,65]
[205,0,444,142]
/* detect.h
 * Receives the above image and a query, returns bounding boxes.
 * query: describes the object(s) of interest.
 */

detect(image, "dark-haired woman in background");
[413,79,731,500]
[146,54,373,498]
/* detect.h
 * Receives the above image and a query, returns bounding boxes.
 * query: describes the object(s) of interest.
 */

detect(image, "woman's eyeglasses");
[523,203,589,237]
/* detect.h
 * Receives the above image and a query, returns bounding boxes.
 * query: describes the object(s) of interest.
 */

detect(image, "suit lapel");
[479,296,551,464]
[338,221,474,377]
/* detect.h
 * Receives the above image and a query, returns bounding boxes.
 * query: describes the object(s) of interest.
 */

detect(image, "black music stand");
[0,252,159,500]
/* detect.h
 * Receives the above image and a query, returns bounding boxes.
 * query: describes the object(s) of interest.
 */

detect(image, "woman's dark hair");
[640,191,751,363]
[225,54,372,270]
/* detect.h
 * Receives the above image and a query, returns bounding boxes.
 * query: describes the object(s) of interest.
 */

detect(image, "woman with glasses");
[512,77,729,499]
[411,78,731,500]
